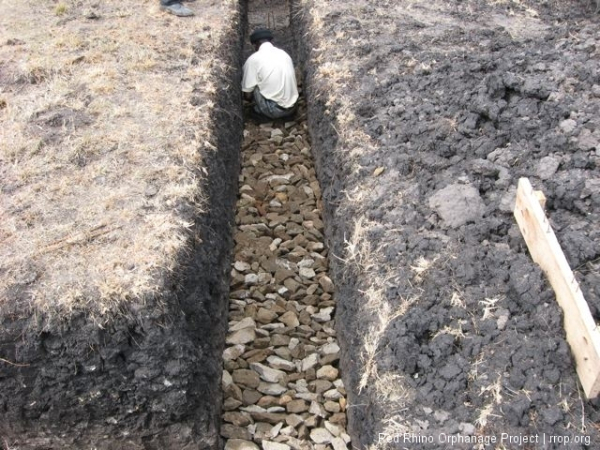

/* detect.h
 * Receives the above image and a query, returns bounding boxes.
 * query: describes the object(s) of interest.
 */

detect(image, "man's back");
[242,42,298,109]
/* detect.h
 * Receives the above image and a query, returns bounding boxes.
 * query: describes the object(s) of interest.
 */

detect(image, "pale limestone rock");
[244,273,259,285]
[286,399,309,413]
[331,437,349,450]
[263,441,290,450]
[256,308,278,324]
[234,261,251,272]
[267,355,296,371]
[324,421,343,437]
[223,344,246,361]
[222,370,233,388]
[257,382,287,396]
[323,388,343,400]
[299,267,316,279]
[230,317,256,331]
[222,411,252,427]
[310,428,334,444]
[250,362,286,383]
[224,439,260,450]
[297,258,315,268]
[279,310,300,328]
[318,275,334,293]
[317,365,339,381]
[301,353,319,371]
[286,414,304,427]
[270,421,284,438]
[320,342,340,356]
[324,401,341,413]
[309,401,327,418]
[226,328,256,345]
[232,369,260,388]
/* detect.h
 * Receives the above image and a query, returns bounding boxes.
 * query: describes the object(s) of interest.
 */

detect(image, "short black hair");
[250,28,273,44]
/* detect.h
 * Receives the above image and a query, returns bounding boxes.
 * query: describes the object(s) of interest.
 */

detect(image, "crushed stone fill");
[221,98,351,450]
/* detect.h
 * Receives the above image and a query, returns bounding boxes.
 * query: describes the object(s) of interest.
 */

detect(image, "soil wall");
[0,14,244,450]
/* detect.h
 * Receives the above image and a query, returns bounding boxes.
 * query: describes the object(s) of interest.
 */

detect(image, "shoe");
[160,3,194,16]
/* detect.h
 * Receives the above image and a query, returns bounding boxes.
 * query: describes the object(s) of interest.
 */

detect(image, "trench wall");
[291,2,364,445]
[0,11,244,450]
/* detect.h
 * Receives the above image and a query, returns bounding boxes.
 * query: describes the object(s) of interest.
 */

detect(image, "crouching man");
[242,29,299,122]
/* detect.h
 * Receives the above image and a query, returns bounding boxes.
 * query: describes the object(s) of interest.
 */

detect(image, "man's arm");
[241,57,258,99]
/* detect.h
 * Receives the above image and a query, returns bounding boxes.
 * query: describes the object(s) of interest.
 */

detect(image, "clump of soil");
[296,0,600,447]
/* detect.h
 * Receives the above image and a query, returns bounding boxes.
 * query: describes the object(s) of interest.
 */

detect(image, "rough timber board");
[514,177,600,398]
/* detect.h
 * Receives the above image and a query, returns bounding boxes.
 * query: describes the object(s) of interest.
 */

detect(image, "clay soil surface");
[0,0,242,448]
[296,0,600,448]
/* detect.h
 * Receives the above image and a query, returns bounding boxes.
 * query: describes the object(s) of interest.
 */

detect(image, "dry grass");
[0,0,238,322]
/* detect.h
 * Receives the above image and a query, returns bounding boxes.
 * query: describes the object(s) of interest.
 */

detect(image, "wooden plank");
[514,177,600,398]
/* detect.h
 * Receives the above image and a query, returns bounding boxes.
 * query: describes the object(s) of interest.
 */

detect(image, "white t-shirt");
[242,42,299,109]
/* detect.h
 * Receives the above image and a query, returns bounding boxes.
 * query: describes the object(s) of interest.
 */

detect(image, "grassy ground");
[0,0,236,322]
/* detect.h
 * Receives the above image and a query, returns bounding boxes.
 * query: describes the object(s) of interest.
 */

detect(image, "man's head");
[250,28,273,50]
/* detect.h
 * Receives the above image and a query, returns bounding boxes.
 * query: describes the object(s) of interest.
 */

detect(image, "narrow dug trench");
[219,2,351,449]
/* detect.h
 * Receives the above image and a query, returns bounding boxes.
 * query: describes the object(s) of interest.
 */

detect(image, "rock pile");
[221,106,350,450]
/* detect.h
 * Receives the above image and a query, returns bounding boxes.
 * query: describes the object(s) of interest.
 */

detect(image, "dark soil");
[296,0,600,448]
[0,25,243,450]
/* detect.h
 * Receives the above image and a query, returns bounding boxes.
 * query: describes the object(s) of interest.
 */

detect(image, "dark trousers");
[252,88,296,120]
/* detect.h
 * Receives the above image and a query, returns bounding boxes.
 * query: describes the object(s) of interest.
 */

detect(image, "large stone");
[250,362,286,383]
[267,355,296,371]
[226,328,256,345]
[225,439,260,450]
[317,365,339,381]
[318,276,334,293]
[311,379,333,394]
[324,401,341,413]
[310,428,334,444]
[301,353,319,372]
[299,267,316,279]
[221,370,233,390]
[428,184,485,228]
[257,382,287,396]
[223,397,243,411]
[320,342,340,356]
[256,308,277,323]
[286,399,309,413]
[286,414,304,427]
[324,421,343,437]
[313,307,334,322]
[309,401,327,418]
[279,310,300,328]
[234,261,251,272]
[262,442,290,450]
[222,411,252,427]
[221,424,251,440]
[224,344,246,361]
[331,437,349,450]
[232,369,260,388]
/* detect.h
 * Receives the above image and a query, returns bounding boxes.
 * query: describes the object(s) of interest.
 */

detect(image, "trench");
[219,1,352,448]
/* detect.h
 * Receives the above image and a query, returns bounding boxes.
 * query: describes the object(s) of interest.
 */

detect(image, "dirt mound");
[296,0,600,447]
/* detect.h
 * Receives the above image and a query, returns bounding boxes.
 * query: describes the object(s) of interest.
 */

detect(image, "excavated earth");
[295,0,600,448]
